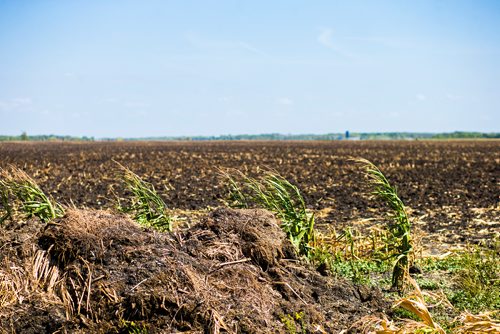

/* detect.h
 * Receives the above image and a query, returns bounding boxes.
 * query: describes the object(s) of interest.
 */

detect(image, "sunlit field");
[0,140,498,332]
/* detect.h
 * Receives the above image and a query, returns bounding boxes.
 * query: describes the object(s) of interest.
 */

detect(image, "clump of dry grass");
[313,224,392,261]
[355,277,500,334]
[454,312,500,333]
[0,166,64,223]
[355,279,446,333]
[0,249,73,319]
[391,292,445,333]
[357,315,445,334]
[360,307,500,334]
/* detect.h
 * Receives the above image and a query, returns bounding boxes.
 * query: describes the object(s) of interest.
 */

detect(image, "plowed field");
[0,140,498,248]
[1,140,499,332]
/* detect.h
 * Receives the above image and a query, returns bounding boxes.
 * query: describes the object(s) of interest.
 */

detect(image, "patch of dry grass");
[0,249,73,319]
[355,277,500,334]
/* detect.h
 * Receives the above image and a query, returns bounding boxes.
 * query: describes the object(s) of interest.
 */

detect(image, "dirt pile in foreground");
[0,208,389,333]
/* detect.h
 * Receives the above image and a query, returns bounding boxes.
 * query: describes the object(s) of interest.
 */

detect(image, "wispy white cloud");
[344,36,416,49]
[276,97,294,106]
[317,28,358,59]
[416,93,427,101]
[13,97,32,105]
[102,98,150,109]
[446,93,463,101]
[123,101,150,109]
[237,41,267,56]
[186,32,230,50]
[185,32,267,56]
[224,109,246,117]
[317,28,335,49]
[0,97,32,111]
[218,96,231,103]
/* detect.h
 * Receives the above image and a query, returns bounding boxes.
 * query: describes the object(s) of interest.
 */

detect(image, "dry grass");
[355,314,445,334]
[355,277,500,334]
[313,225,391,261]
[371,278,445,333]
[0,248,73,319]
[355,299,446,333]
[455,312,500,333]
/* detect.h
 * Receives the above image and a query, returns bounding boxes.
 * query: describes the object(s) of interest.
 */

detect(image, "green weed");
[280,311,306,334]
[330,257,388,284]
[119,320,148,334]
[417,255,463,273]
[311,223,397,284]
[448,243,500,313]
[415,242,499,318]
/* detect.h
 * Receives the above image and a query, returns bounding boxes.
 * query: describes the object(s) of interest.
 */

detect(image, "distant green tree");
[20,131,28,141]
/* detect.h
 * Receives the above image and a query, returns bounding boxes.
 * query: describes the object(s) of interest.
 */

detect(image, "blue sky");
[0,0,499,137]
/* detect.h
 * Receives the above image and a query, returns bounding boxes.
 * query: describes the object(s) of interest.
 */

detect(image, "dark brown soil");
[0,208,388,333]
[0,140,498,246]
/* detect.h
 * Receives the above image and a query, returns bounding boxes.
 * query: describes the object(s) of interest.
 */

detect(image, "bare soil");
[0,140,498,247]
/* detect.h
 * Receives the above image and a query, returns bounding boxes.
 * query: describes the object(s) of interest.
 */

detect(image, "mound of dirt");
[0,208,389,333]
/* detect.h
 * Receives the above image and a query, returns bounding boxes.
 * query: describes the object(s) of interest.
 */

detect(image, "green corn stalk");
[220,170,249,209]
[116,162,172,232]
[0,180,12,224]
[223,169,315,257]
[355,158,412,291]
[0,167,64,223]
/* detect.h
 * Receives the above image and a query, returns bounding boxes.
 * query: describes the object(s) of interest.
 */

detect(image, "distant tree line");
[1,131,498,142]
[0,133,95,142]
[430,132,500,139]
[123,132,500,141]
